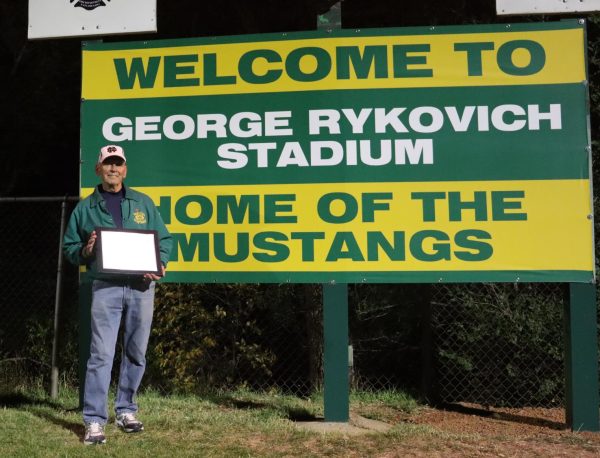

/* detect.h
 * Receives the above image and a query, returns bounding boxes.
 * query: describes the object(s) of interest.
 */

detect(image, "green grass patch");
[0,384,447,457]
[3,384,596,457]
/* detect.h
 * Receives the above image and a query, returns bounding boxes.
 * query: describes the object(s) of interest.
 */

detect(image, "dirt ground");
[297,403,600,456]
[398,403,600,457]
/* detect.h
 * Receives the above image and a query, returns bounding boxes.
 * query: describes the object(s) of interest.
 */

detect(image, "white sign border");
[28,0,157,40]
[497,0,600,15]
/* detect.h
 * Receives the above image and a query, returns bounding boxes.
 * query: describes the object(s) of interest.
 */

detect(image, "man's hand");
[144,264,166,282]
[82,230,97,259]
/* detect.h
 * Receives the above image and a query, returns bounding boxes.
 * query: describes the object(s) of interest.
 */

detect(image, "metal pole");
[50,197,69,398]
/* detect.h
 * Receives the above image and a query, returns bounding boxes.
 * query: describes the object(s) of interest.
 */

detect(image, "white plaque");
[96,228,161,276]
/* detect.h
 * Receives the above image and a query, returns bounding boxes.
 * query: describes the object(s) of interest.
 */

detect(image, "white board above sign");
[28,0,157,40]
[497,0,600,15]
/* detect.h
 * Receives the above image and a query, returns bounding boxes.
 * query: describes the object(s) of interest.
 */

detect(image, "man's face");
[96,157,127,191]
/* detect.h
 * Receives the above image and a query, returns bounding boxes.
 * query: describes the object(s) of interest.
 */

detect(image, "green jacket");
[63,184,173,279]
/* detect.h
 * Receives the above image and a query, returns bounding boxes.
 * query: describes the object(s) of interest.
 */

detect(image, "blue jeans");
[83,279,155,425]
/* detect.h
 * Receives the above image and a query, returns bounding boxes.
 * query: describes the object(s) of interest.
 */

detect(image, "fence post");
[421,291,436,403]
[78,277,92,408]
[564,282,599,431]
[50,198,68,399]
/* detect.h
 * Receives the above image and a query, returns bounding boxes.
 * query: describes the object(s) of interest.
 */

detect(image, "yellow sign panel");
[82,28,585,100]
[82,179,594,274]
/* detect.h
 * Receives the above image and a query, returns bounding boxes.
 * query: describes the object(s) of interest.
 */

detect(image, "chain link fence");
[430,283,566,407]
[0,198,80,387]
[0,199,580,408]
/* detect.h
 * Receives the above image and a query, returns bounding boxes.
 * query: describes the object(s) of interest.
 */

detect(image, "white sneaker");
[84,422,106,445]
[115,412,144,433]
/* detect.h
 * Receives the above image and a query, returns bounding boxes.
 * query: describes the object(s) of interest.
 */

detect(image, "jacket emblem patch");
[133,209,147,224]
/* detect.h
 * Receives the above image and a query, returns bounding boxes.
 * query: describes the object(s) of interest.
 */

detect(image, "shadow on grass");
[440,402,566,431]
[0,391,84,439]
[206,393,320,422]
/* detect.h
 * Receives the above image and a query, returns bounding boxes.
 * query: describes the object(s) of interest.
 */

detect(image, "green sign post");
[318,1,350,423]
[565,283,599,430]
[323,282,349,422]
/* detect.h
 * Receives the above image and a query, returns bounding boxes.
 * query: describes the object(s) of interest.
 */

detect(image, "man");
[63,145,173,445]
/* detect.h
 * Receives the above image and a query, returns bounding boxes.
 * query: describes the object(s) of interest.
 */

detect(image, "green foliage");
[5,312,79,388]
[432,283,564,406]
[149,283,278,392]
[349,284,428,389]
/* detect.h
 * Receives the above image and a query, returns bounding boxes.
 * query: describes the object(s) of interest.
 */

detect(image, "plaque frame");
[96,227,162,276]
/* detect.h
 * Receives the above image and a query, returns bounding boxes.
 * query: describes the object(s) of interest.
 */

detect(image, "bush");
[148,283,278,392]
[432,283,565,406]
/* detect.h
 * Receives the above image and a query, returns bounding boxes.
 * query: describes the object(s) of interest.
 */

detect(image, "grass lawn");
[0,384,428,457]
[2,384,599,457]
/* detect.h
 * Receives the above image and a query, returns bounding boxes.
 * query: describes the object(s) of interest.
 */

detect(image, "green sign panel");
[81,20,593,283]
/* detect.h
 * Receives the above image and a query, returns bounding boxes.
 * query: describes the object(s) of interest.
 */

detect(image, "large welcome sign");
[80,20,593,283]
